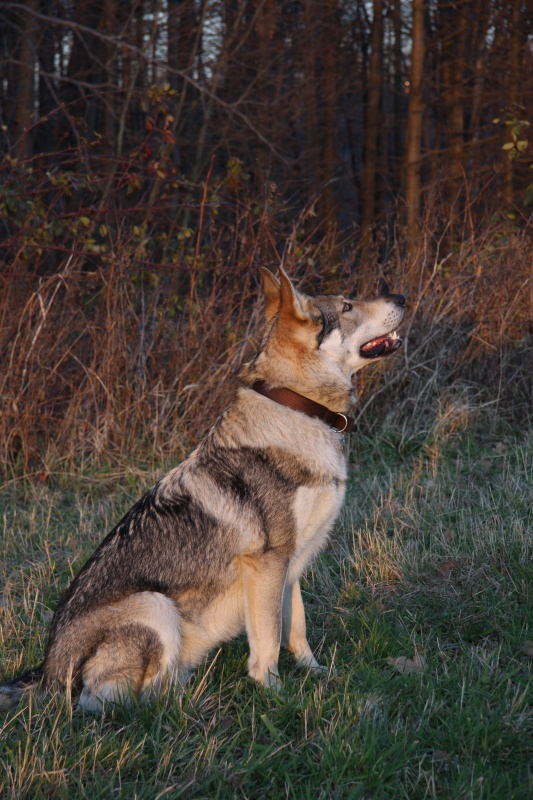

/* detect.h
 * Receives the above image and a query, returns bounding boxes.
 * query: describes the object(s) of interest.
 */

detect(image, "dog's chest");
[293,479,345,545]
[291,434,347,542]
[287,474,344,582]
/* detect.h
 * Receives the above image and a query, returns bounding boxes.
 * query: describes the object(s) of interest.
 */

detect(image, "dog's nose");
[386,293,406,308]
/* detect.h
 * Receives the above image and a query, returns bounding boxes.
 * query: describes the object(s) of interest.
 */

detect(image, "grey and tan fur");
[0,268,405,713]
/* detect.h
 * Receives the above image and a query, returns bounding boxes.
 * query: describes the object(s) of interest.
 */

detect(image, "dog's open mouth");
[360,331,402,359]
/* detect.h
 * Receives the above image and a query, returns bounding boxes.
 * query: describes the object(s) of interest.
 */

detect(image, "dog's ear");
[260,268,281,322]
[277,266,310,323]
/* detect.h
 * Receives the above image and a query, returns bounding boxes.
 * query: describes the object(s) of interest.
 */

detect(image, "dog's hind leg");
[77,591,182,712]
[240,552,288,688]
[281,579,324,672]
[79,622,164,711]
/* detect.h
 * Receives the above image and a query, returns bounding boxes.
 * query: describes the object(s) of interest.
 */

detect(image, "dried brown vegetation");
[1,180,531,482]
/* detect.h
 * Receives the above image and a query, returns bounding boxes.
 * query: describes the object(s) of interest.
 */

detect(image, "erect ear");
[259,268,281,322]
[277,266,311,323]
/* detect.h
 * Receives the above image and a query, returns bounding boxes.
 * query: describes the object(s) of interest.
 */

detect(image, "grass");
[0,409,532,799]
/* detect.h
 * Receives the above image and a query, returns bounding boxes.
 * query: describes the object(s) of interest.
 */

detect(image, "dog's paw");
[307,662,328,674]
[294,652,325,672]
[248,659,281,691]
[263,670,282,692]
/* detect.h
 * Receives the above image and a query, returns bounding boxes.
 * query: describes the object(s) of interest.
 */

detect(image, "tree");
[405,0,426,243]
[12,0,39,157]
[361,0,384,240]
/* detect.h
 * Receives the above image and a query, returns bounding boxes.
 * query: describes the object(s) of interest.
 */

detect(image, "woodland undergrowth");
[1,149,532,483]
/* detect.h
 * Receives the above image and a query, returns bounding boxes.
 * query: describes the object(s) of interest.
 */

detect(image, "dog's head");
[255,267,405,400]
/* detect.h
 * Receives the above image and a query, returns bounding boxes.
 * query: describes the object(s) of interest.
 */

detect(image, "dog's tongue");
[360,335,402,358]
[361,335,390,352]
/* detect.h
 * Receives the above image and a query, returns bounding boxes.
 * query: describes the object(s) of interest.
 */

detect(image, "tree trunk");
[440,0,467,223]
[361,0,384,240]
[504,0,522,205]
[13,0,39,157]
[320,0,339,222]
[405,0,425,244]
[102,0,117,148]
[393,0,404,177]
[36,4,57,153]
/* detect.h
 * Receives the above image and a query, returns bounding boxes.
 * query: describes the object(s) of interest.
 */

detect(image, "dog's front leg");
[281,579,324,672]
[240,551,288,688]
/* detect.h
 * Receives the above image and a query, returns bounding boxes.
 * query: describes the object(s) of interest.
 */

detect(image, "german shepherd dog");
[0,268,405,712]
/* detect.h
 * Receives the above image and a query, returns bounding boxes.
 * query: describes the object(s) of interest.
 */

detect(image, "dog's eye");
[342,302,352,313]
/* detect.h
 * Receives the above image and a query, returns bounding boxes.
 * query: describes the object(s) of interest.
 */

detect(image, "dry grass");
[1,200,531,483]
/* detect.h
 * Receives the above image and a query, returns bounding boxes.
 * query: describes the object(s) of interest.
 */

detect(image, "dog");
[0,268,405,712]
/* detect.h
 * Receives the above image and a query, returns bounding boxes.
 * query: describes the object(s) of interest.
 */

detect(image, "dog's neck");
[249,380,354,434]
[239,360,353,414]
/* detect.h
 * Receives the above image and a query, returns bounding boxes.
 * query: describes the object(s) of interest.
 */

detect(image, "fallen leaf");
[437,559,461,579]
[387,649,426,674]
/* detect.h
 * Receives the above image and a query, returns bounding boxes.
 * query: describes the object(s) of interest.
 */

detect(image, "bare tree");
[12,0,39,156]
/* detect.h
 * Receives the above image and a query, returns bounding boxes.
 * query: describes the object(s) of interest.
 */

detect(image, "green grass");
[1,411,532,799]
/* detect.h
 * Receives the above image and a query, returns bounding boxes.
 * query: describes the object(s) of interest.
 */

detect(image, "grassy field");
[0,409,532,799]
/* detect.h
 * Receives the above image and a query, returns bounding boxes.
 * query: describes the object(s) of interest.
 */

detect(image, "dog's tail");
[0,666,43,712]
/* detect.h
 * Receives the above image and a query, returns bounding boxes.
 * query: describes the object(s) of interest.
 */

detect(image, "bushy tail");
[0,667,43,712]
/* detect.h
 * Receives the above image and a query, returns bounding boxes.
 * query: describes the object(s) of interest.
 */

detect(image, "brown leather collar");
[250,380,354,433]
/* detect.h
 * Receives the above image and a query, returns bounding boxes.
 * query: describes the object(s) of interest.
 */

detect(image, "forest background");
[0,0,532,474]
